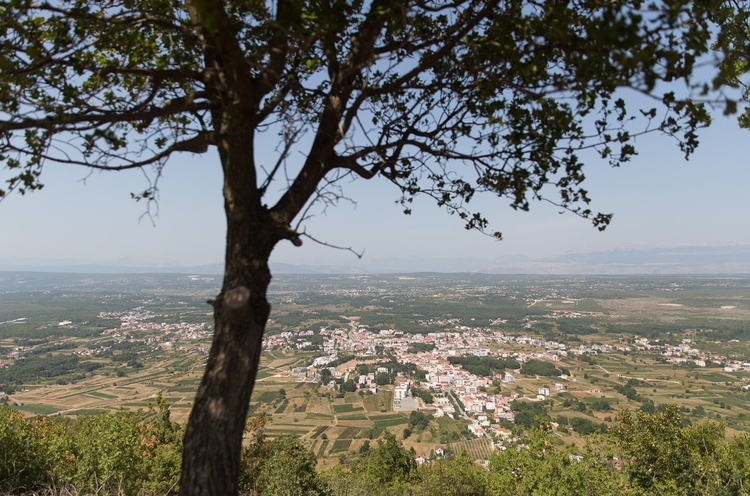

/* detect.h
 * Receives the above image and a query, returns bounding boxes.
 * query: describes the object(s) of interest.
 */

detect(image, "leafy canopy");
[1,0,743,237]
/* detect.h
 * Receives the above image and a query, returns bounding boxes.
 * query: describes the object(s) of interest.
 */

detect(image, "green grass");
[333,403,363,414]
[330,438,352,453]
[338,426,361,439]
[274,399,289,414]
[85,390,117,399]
[255,391,280,403]
[306,413,334,420]
[370,413,404,420]
[167,385,198,393]
[310,425,329,439]
[436,416,463,434]
[16,403,59,415]
[702,373,737,382]
[372,415,408,429]
[294,400,308,413]
[68,408,109,416]
[265,429,302,438]
[339,413,368,421]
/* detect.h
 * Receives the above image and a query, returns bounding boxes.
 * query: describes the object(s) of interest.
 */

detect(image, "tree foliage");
[489,430,628,496]
[521,359,561,377]
[0,0,742,229]
[239,414,322,496]
[0,400,182,495]
[3,404,750,496]
[448,355,520,377]
[614,405,750,496]
[511,399,551,429]
[417,450,489,496]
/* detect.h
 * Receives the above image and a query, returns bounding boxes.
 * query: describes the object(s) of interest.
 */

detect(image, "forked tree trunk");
[179,177,278,494]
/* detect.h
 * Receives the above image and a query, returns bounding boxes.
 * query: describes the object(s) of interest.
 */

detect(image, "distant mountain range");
[1,244,748,275]
[271,244,750,275]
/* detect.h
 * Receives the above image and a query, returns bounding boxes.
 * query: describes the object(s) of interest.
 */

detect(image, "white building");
[394,385,408,401]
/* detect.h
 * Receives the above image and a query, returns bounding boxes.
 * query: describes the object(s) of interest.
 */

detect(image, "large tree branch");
[185,0,255,112]
[3,132,214,171]
[256,0,292,96]
[36,1,192,32]
[367,1,495,95]
[270,0,399,224]
[0,98,210,133]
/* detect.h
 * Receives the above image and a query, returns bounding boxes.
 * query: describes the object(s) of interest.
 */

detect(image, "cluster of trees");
[589,398,614,412]
[409,411,431,431]
[520,359,564,377]
[413,387,434,405]
[0,354,103,394]
[1,395,181,495]
[578,354,598,365]
[4,404,750,496]
[238,414,322,496]
[447,356,521,378]
[1,337,159,394]
[561,396,591,413]
[615,381,644,402]
[322,355,356,370]
[407,343,437,354]
[340,379,357,393]
[510,399,551,429]
[352,360,423,385]
[556,415,609,436]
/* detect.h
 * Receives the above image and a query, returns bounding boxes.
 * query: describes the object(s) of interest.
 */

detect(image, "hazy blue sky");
[1,111,749,271]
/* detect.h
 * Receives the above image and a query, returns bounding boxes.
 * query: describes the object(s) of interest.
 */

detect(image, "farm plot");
[293,399,309,413]
[362,390,393,412]
[306,395,332,415]
[305,413,334,421]
[338,413,368,421]
[371,413,408,429]
[333,403,364,414]
[330,438,352,453]
[274,399,289,414]
[254,391,282,403]
[85,391,117,399]
[309,425,329,439]
[449,437,494,461]
[337,426,362,439]
[15,403,59,415]
[265,424,310,438]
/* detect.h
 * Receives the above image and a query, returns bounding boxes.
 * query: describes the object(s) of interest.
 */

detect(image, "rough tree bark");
[176,1,286,479]
[178,156,281,494]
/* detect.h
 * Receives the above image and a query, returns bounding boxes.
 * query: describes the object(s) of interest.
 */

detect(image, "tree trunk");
[179,182,277,494]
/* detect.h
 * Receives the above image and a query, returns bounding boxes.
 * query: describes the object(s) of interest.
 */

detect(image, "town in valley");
[1,272,749,465]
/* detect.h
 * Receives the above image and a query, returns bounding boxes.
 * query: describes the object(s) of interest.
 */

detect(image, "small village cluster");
[263,320,750,439]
